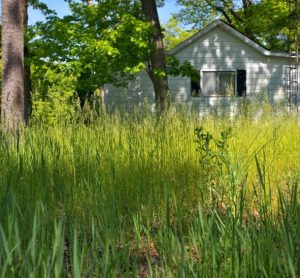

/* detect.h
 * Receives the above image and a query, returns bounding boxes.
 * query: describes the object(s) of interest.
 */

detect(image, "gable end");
[167,20,290,58]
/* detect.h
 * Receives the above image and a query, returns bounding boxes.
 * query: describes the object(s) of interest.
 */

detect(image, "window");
[191,74,201,97]
[237,69,246,96]
[202,71,236,96]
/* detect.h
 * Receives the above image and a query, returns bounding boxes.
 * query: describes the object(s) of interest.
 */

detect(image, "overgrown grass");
[0,105,299,277]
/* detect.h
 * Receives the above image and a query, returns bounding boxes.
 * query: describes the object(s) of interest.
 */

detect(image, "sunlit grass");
[0,104,299,276]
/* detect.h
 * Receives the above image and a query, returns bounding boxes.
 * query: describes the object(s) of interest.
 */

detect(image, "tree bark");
[141,0,170,114]
[1,0,26,128]
[23,0,31,122]
[86,0,106,113]
[242,0,254,40]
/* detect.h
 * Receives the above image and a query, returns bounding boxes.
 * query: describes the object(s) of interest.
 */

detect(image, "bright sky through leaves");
[26,0,181,25]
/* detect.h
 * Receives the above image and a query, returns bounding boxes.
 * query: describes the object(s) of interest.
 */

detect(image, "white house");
[105,20,299,114]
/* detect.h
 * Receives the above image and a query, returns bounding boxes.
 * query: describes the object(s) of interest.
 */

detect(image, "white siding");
[105,25,294,113]
[105,71,155,111]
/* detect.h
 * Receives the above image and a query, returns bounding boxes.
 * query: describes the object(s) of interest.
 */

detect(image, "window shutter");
[237,70,246,96]
[191,73,201,96]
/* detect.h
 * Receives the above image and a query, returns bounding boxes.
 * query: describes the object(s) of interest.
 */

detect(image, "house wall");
[105,25,296,114]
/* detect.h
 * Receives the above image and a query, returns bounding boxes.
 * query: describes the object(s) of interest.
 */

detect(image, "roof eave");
[167,20,220,56]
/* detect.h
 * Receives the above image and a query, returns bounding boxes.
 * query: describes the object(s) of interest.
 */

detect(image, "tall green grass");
[0,106,299,277]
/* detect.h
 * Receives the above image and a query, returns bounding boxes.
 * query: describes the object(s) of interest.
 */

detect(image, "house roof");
[167,19,291,58]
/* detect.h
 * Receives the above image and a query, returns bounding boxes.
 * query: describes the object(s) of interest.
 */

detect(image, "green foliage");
[176,0,299,51]
[30,1,151,103]
[25,0,155,121]
[29,0,57,16]
[163,16,197,50]
[250,0,291,51]
[31,64,78,124]
[176,0,222,28]
[166,56,199,79]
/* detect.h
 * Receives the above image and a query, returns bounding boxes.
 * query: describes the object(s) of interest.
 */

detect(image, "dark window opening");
[191,74,200,97]
[237,69,246,96]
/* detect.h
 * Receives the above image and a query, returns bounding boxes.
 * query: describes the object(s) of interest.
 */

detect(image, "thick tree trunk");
[1,0,26,128]
[141,0,170,114]
[23,0,31,122]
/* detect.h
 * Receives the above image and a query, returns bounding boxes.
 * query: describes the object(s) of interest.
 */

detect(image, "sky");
[27,0,182,26]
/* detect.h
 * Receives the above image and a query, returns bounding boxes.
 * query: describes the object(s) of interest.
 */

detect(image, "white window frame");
[200,69,237,96]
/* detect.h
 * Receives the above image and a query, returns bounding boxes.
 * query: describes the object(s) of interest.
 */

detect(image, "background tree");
[23,0,56,119]
[176,0,259,41]
[249,0,291,51]
[31,0,150,103]
[84,0,107,111]
[1,0,26,127]
[163,16,197,50]
[141,0,170,113]
[176,0,297,51]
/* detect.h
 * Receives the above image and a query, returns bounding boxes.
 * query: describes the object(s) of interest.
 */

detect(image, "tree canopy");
[176,0,297,51]
[30,1,151,102]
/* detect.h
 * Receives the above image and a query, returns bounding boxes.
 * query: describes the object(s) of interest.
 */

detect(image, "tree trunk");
[242,0,254,40]
[1,0,26,128]
[141,0,170,114]
[99,85,106,114]
[23,0,31,122]
[86,0,106,113]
